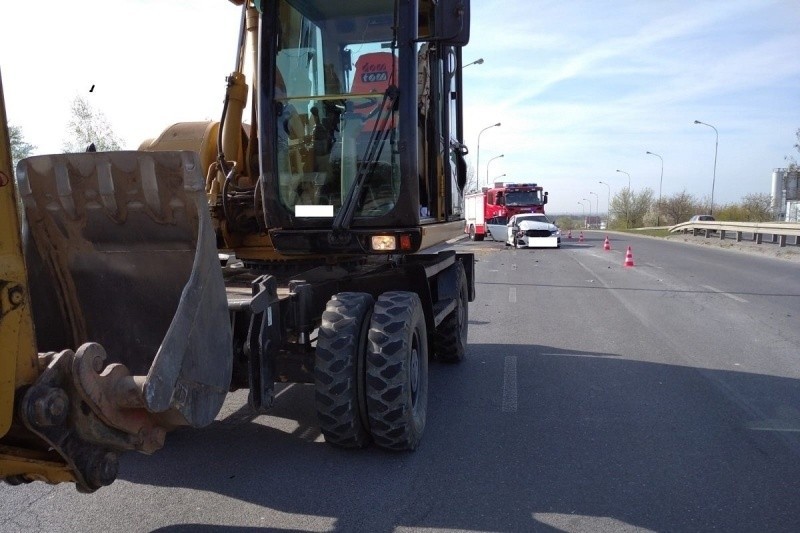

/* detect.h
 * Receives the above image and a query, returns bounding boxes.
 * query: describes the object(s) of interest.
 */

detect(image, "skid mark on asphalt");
[502,356,518,412]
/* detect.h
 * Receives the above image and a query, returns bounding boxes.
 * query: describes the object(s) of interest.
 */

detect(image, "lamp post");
[693,120,718,215]
[589,192,599,228]
[616,169,631,228]
[615,169,631,191]
[646,151,663,226]
[462,58,484,69]
[578,201,585,224]
[493,173,506,182]
[599,181,611,228]
[583,198,592,221]
[476,122,501,189]
[486,154,504,185]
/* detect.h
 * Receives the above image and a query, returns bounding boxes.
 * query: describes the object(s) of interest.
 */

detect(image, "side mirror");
[543,191,549,205]
[420,0,470,46]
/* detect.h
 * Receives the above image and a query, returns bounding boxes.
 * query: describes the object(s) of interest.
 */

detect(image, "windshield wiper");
[330,85,399,239]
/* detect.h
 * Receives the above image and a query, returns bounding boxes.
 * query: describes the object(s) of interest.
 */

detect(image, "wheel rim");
[410,336,420,404]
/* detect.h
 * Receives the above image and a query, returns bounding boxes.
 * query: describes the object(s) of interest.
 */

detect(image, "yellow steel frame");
[0,70,39,439]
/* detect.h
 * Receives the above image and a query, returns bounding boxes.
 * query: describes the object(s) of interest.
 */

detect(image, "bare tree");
[10,124,35,170]
[63,96,123,153]
[786,128,799,171]
[660,190,698,225]
[464,163,479,193]
[739,193,773,221]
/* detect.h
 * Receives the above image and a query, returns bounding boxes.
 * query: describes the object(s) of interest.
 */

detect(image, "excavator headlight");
[371,235,397,251]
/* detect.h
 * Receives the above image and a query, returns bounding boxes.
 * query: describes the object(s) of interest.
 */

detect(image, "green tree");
[629,187,654,228]
[609,188,654,228]
[9,124,35,171]
[609,188,632,228]
[62,95,123,153]
[555,216,577,230]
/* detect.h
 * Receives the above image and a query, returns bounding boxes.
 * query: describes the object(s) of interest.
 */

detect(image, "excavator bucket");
[1,149,232,491]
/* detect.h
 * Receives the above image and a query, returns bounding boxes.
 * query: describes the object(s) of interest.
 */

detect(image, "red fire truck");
[464,182,548,241]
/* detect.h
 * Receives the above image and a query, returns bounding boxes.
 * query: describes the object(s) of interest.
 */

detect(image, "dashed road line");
[700,284,748,303]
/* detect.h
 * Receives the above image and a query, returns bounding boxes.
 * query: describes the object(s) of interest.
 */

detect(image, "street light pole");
[578,201,585,223]
[583,199,592,228]
[646,151,663,226]
[493,173,507,182]
[694,120,718,215]
[589,192,599,227]
[616,169,631,228]
[476,122,501,190]
[599,181,611,228]
[486,154,504,185]
[462,58,484,69]
[615,169,631,191]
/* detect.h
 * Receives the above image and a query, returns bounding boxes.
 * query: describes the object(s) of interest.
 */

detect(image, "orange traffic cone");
[603,236,611,251]
[623,246,635,267]
[567,230,572,240]
[579,232,584,243]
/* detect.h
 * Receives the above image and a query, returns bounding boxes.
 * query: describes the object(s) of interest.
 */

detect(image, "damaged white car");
[506,214,561,249]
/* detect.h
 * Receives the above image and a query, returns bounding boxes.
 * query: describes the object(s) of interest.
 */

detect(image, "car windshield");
[505,190,542,206]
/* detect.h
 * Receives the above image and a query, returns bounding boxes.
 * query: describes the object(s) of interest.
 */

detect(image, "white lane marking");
[502,356,518,413]
[700,284,748,303]
[273,383,295,399]
[509,287,517,303]
[746,421,800,432]
[540,353,619,358]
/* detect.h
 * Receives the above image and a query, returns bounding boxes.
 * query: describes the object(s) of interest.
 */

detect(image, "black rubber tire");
[314,292,374,448]
[365,291,428,450]
[433,262,468,363]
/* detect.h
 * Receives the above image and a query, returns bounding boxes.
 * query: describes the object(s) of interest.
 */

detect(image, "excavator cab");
[227,0,471,257]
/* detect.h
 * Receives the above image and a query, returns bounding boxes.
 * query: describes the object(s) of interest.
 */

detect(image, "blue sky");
[463,0,800,213]
[2,0,798,214]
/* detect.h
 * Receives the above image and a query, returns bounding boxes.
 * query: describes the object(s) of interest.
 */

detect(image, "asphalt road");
[2,232,799,532]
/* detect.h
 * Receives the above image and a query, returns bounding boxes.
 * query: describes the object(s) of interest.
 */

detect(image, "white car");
[506,214,560,248]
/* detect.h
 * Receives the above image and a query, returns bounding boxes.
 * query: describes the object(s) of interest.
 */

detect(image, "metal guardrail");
[669,221,800,247]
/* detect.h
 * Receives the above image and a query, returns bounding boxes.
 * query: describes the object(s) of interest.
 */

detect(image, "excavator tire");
[365,291,428,450]
[433,261,468,363]
[314,292,374,448]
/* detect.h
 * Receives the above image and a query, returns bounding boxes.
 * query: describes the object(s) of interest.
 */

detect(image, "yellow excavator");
[1,0,474,492]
